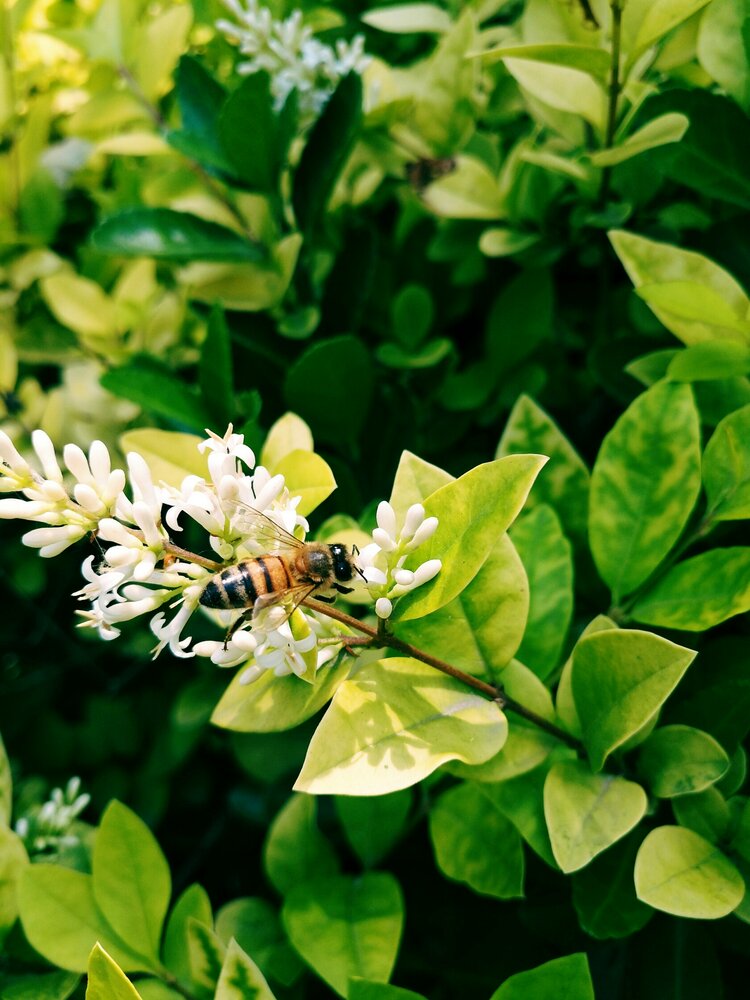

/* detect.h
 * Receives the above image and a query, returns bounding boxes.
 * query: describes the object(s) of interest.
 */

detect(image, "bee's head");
[329,543,357,583]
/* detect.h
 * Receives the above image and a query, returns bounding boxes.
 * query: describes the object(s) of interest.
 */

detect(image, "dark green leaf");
[101,363,209,430]
[430,783,525,899]
[485,269,554,376]
[335,791,412,868]
[284,335,373,445]
[91,209,265,262]
[635,90,750,209]
[292,73,362,235]
[219,72,277,191]
[175,56,226,143]
[572,833,653,939]
[199,305,234,427]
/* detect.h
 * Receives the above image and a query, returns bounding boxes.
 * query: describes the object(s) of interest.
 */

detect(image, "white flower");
[217,0,369,121]
[359,500,442,618]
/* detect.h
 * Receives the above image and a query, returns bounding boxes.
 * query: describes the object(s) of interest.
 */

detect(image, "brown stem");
[304,599,583,752]
[597,0,624,203]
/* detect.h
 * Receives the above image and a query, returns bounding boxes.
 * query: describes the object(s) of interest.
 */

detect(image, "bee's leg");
[314,594,336,604]
[334,584,353,594]
[224,609,253,650]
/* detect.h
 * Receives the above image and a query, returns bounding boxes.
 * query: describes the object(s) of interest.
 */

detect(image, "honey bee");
[199,504,362,645]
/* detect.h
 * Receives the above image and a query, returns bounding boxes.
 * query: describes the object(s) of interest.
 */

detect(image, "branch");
[304,599,583,752]
[597,0,624,203]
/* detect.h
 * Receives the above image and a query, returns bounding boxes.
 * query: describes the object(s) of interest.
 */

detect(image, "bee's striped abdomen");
[200,556,292,609]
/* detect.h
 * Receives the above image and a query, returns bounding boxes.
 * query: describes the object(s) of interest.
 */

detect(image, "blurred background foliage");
[3,0,750,995]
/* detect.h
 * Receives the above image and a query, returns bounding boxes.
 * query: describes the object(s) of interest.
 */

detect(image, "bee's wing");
[252,582,317,630]
[223,500,304,553]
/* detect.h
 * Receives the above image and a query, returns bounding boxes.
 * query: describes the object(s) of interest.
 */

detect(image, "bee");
[199,504,362,645]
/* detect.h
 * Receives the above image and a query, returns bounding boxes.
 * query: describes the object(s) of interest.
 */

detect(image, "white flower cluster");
[358,502,442,619]
[15,776,90,855]
[217,0,369,119]
[0,423,445,682]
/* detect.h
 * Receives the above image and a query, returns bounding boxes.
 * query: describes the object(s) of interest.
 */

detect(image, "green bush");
[2,0,750,996]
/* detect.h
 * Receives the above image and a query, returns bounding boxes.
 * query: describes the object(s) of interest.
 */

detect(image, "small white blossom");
[217,0,369,121]
[15,777,90,855]
[359,500,442,619]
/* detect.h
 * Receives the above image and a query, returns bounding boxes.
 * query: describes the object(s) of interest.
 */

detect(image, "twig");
[304,599,583,752]
[597,0,624,203]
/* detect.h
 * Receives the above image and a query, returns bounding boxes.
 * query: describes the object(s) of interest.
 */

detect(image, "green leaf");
[504,58,605,129]
[589,113,689,167]
[101,363,208,430]
[395,533,529,679]
[91,209,265,262]
[211,656,348,733]
[174,56,225,143]
[219,73,277,192]
[421,156,504,220]
[0,826,28,944]
[272,450,336,517]
[637,725,729,797]
[672,788,731,844]
[199,305,234,428]
[215,939,277,1000]
[668,342,750,382]
[497,395,590,542]
[392,284,434,347]
[472,43,611,83]
[631,548,750,630]
[572,833,653,939]
[449,724,557,784]
[163,883,213,986]
[260,413,314,471]
[510,505,572,680]
[0,731,11,826]
[349,982,426,1000]
[263,795,339,896]
[703,404,750,520]
[335,792,412,868]
[292,73,362,235]
[478,229,540,257]
[134,983,183,999]
[430,783,524,898]
[19,866,147,973]
[490,954,594,1000]
[392,454,547,622]
[556,616,618,740]
[491,767,557,868]
[284,336,373,446]
[572,629,696,771]
[0,971,81,1000]
[282,874,404,997]
[609,229,750,345]
[697,0,750,111]
[588,381,701,600]
[188,919,226,992]
[637,281,750,338]
[361,3,452,33]
[627,0,713,63]
[640,89,750,209]
[388,451,454,521]
[485,270,554,378]
[634,826,745,918]
[85,945,142,1000]
[293,658,507,795]
[543,760,647,873]
[92,800,171,964]
[215,898,302,987]
[118,429,208,488]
